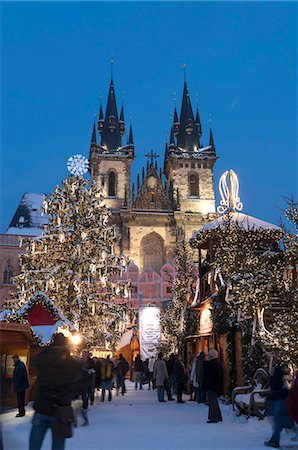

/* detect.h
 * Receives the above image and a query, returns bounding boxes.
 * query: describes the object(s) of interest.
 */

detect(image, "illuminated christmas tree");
[190,170,290,381]
[161,230,196,355]
[7,156,130,348]
[270,198,298,365]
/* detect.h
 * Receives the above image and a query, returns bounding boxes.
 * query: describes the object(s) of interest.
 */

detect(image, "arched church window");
[189,173,199,196]
[3,266,13,284]
[108,171,116,197]
[140,232,165,273]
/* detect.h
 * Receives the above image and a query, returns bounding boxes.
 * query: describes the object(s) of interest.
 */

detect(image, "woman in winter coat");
[173,354,187,404]
[153,353,168,402]
[202,349,222,423]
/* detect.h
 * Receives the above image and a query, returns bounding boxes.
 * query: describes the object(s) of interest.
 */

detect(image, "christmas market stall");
[1,291,76,408]
[189,170,285,395]
[0,312,32,409]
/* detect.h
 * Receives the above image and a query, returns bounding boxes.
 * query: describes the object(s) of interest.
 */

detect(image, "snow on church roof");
[6,193,48,236]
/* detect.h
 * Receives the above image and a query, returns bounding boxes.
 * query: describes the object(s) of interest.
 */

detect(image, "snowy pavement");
[2,382,298,450]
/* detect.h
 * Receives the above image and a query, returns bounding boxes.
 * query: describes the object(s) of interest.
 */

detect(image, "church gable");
[133,163,172,211]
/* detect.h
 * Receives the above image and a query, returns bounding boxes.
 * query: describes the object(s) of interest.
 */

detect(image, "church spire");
[127,118,134,146]
[209,128,215,148]
[119,96,125,136]
[100,74,122,150]
[169,126,175,148]
[91,120,97,147]
[98,97,104,134]
[195,96,202,138]
[173,95,179,136]
[175,69,201,151]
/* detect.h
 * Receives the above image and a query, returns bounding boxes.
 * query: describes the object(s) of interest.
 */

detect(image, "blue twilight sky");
[1,1,297,232]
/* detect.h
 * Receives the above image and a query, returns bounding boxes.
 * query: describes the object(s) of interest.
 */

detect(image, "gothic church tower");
[89,74,134,210]
[164,75,217,216]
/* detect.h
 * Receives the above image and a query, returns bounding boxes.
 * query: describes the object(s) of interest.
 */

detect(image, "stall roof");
[190,212,281,244]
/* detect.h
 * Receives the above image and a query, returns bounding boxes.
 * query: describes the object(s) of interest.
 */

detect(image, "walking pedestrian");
[173,354,187,404]
[167,353,176,394]
[134,354,144,390]
[29,333,82,450]
[148,356,155,390]
[202,349,222,423]
[12,355,29,417]
[115,354,129,396]
[190,352,206,403]
[100,355,114,402]
[80,351,95,425]
[286,369,298,442]
[265,361,293,448]
[153,353,168,402]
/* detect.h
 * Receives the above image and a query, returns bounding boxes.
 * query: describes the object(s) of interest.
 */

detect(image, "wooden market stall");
[0,321,33,409]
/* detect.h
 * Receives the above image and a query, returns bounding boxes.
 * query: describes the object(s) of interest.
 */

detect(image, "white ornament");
[217,169,243,214]
[67,154,89,176]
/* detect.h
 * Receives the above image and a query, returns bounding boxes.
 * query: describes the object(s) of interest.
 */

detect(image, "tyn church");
[89,72,217,285]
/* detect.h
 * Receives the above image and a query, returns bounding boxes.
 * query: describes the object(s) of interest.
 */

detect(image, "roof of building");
[6,193,48,236]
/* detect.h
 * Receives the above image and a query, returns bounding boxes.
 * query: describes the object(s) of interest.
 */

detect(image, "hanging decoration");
[217,169,243,214]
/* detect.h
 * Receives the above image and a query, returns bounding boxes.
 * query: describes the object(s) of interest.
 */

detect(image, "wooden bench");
[232,368,270,419]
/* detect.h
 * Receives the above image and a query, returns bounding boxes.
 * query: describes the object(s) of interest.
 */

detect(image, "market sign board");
[199,301,213,336]
[139,306,160,360]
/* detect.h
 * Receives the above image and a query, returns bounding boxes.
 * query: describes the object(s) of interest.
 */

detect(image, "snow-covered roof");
[6,193,48,236]
[191,212,281,241]
[116,329,133,351]
[16,291,74,328]
[31,321,73,345]
[0,310,13,321]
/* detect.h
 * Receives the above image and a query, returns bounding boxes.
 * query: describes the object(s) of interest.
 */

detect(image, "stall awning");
[116,329,133,351]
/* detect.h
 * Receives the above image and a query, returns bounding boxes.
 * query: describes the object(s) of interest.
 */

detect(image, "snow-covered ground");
[2,383,297,450]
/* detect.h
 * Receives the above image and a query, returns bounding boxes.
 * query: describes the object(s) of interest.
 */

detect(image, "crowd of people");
[10,334,298,450]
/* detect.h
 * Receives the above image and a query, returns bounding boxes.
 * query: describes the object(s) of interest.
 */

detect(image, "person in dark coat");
[286,370,298,441]
[80,351,95,425]
[12,355,30,417]
[167,353,176,394]
[134,354,144,390]
[265,362,293,448]
[115,354,129,396]
[173,354,187,404]
[202,349,222,423]
[29,333,82,450]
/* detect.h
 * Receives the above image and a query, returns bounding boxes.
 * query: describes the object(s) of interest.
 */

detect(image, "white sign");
[139,306,161,360]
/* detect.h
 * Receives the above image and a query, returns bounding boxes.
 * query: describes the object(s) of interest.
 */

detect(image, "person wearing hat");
[12,355,30,417]
[29,333,82,450]
[202,349,223,423]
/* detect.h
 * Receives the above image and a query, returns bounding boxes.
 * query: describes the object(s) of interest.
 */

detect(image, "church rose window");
[108,171,116,197]
[3,267,13,284]
[189,173,199,196]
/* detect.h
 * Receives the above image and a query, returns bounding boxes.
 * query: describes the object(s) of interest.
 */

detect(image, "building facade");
[1,72,217,308]
[89,73,217,283]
